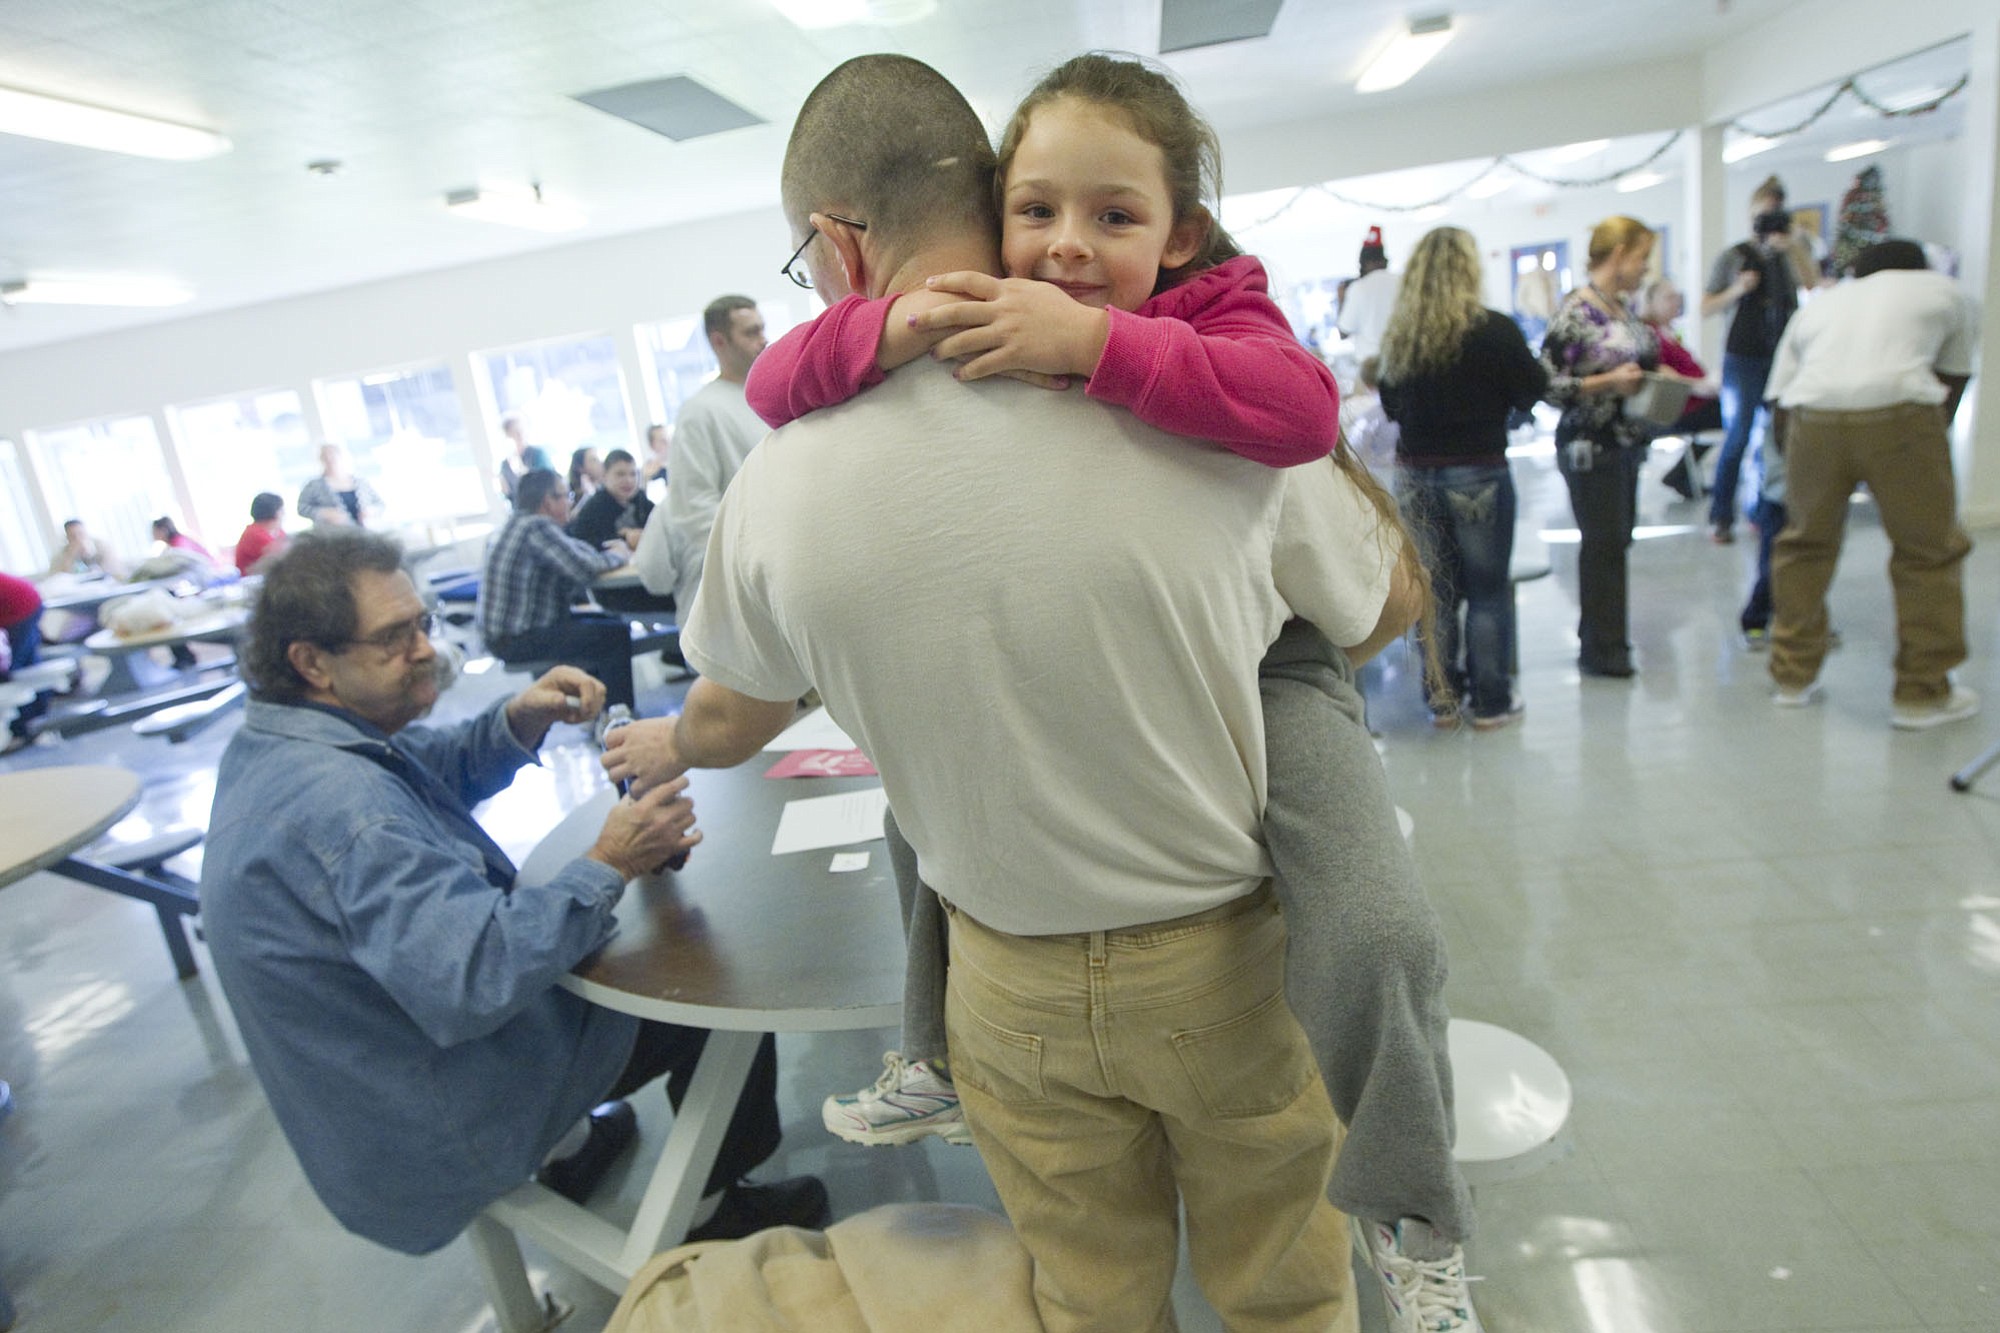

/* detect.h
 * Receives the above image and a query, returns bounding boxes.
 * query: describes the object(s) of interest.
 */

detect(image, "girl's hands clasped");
[914,271,1106,386]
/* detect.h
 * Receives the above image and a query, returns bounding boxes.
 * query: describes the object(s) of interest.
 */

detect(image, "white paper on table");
[763,707,858,753]
[829,852,871,873]
[770,787,890,855]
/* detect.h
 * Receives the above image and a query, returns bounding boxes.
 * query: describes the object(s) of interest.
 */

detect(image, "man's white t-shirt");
[1337,268,1402,361]
[1766,269,1978,412]
[683,361,1396,935]
[664,376,770,608]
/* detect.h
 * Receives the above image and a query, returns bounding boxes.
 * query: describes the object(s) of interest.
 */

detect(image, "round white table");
[470,761,903,1331]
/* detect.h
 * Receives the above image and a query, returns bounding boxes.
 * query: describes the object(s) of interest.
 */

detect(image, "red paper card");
[763,748,879,779]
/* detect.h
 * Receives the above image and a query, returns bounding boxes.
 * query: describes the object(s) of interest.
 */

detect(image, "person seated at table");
[567,449,653,551]
[641,423,672,488]
[46,518,123,579]
[234,492,291,576]
[147,516,220,574]
[200,528,827,1257]
[567,446,604,508]
[479,468,637,709]
[300,442,385,529]
[137,516,224,667]
[2,571,48,753]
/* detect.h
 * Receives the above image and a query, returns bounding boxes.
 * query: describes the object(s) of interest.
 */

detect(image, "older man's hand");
[505,666,606,749]
[588,777,701,880]
[602,715,686,794]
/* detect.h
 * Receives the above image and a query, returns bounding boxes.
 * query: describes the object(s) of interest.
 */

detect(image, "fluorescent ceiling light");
[1723,135,1779,164]
[1825,138,1889,162]
[1,277,194,307]
[1550,138,1609,163]
[1614,170,1666,193]
[445,184,586,232]
[1879,84,1948,112]
[0,85,229,160]
[1356,14,1454,94]
[1464,172,1513,199]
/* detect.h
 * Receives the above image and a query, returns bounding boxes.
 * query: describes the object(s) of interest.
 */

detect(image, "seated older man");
[201,529,825,1256]
[479,466,637,709]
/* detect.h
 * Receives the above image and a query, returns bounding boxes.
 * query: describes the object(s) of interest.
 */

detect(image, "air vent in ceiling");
[573,76,764,142]
[1160,0,1284,53]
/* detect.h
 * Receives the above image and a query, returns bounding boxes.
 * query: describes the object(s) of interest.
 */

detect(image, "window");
[168,390,312,544]
[0,439,45,573]
[25,415,180,560]
[475,333,632,466]
[636,316,716,427]
[635,300,802,428]
[316,362,484,523]
[1511,243,1570,348]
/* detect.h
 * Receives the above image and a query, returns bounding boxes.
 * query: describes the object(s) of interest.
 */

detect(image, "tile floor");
[3,442,1997,1332]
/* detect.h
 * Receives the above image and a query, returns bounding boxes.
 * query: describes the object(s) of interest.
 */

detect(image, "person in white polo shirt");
[1765,239,1979,729]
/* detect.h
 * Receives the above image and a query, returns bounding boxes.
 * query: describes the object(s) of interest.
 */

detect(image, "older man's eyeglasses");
[335,611,435,658]
[780,213,868,290]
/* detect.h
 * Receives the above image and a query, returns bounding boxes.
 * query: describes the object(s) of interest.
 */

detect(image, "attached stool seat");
[1446,1019,1573,1184]
[1394,807,1575,1184]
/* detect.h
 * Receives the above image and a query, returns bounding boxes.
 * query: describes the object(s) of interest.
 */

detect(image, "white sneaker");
[1353,1216,1484,1332]
[1772,681,1823,708]
[820,1051,972,1146]
[1892,685,1980,731]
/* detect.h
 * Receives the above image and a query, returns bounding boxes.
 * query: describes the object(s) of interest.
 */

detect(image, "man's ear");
[812,211,873,298]
[287,639,334,694]
[1160,209,1209,275]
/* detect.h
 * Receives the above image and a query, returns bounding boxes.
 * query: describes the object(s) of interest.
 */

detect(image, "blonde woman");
[1380,226,1548,728]
[1540,215,1659,678]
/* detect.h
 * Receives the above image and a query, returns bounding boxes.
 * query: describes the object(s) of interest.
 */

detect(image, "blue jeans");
[1741,496,1786,631]
[1711,353,1772,530]
[1397,463,1518,717]
[3,611,46,739]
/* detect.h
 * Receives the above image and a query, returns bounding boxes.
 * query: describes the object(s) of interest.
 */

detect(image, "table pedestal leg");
[620,1028,762,1273]
[465,1215,566,1333]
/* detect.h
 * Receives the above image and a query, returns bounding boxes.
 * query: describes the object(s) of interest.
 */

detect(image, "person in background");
[567,446,603,507]
[201,528,824,1256]
[1337,225,1402,362]
[496,414,533,504]
[299,442,385,529]
[478,467,636,710]
[1380,225,1549,729]
[1702,180,1801,544]
[234,492,291,576]
[151,516,218,570]
[1765,238,1980,729]
[1340,356,1399,482]
[2,571,48,753]
[663,295,770,610]
[1644,279,1724,500]
[641,423,672,487]
[47,518,123,579]
[1540,215,1658,680]
[567,449,652,552]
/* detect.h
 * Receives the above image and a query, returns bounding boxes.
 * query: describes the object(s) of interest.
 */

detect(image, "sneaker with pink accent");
[821,1051,972,1146]
[1353,1216,1485,1332]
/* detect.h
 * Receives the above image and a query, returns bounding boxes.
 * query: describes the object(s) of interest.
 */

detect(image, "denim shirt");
[201,696,637,1254]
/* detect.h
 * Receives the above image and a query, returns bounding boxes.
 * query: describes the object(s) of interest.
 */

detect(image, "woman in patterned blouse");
[1540,215,1659,678]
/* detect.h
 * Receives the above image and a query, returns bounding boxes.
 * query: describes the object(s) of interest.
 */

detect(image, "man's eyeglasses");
[333,611,435,658]
[780,213,868,290]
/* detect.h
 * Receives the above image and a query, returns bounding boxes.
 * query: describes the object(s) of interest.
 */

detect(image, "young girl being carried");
[748,52,1480,1331]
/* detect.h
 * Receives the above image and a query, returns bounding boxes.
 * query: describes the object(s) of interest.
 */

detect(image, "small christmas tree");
[1832,165,1889,276]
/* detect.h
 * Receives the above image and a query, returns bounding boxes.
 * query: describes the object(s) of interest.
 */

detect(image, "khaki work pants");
[1769,402,1971,704]
[944,889,1356,1333]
